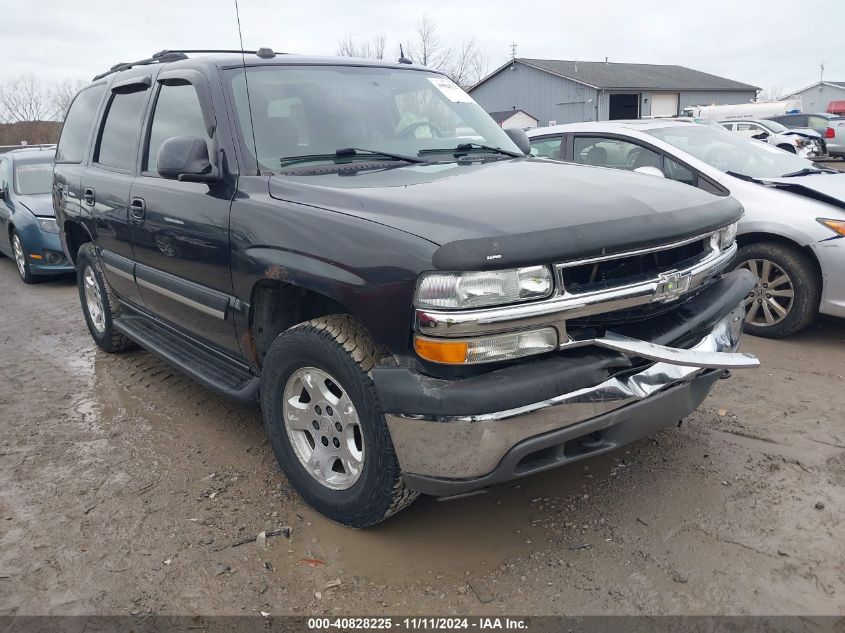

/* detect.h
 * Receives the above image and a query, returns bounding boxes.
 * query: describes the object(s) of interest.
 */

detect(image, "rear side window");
[96,89,149,171]
[56,84,106,163]
[145,82,209,173]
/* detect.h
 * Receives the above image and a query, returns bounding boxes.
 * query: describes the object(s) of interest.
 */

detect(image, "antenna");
[234,0,261,174]
[398,44,412,64]
[510,42,518,64]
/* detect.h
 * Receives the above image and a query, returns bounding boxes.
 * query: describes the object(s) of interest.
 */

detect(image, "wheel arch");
[736,231,822,282]
[248,277,364,368]
[63,219,94,266]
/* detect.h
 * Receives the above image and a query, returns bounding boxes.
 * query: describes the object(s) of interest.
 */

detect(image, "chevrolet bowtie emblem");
[655,271,691,302]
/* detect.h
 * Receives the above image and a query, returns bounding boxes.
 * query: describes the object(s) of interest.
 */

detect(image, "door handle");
[129,197,146,222]
[83,187,95,206]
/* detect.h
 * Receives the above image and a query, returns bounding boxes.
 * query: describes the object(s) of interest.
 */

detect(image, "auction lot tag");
[428,77,476,103]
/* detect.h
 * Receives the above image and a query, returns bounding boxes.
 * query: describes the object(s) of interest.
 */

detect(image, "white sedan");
[527,120,845,338]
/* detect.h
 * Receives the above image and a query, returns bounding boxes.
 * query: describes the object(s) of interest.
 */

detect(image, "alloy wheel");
[12,235,26,278]
[739,258,794,327]
[283,366,364,490]
[83,265,106,333]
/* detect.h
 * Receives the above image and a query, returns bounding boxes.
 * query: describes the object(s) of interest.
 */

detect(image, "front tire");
[734,242,820,338]
[76,243,136,353]
[261,315,418,528]
[11,231,36,284]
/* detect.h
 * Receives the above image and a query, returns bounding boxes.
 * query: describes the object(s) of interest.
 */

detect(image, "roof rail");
[92,48,280,82]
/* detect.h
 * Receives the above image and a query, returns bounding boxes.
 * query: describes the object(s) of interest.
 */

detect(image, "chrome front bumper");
[386,303,755,483]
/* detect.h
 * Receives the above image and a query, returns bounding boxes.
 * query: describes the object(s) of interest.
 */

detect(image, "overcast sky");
[1,0,840,95]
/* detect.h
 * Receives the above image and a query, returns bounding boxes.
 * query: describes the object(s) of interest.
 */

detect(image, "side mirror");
[157,136,218,183]
[503,127,531,155]
[633,166,665,178]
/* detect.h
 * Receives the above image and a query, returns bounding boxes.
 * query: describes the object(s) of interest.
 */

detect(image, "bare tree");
[0,74,54,124]
[51,79,87,119]
[335,15,489,89]
[759,85,785,102]
[336,34,386,59]
[444,39,488,89]
[406,14,451,71]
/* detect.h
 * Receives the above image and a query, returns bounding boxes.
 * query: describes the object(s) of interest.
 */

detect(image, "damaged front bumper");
[376,271,759,496]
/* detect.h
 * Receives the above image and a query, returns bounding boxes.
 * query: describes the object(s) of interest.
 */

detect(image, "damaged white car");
[720,119,826,158]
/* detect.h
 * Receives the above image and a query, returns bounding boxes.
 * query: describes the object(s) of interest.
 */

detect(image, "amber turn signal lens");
[414,337,468,364]
[818,218,845,237]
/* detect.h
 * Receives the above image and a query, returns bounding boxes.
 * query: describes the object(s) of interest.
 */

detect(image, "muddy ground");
[0,258,843,617]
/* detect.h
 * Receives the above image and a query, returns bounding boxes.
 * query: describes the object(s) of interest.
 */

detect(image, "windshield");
[227,65,520,170]
[647,125,818,179]
[14,162,53,195]
[758,120,788,133]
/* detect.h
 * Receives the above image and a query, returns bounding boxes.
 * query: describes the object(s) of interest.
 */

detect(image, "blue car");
[0,148,75,283]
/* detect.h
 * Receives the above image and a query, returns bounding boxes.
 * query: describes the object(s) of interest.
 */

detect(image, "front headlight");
[718,222,738,250]
[37,218,59,234]
[818,218,845,237]
[415,265,553,310]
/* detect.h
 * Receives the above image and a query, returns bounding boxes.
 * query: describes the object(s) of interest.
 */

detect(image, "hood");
[762,173,845,212]
[782,128,822,139]
[16,194,54,218]
[269,158,742,270]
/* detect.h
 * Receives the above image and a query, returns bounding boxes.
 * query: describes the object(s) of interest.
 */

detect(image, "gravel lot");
[0,257,843,617]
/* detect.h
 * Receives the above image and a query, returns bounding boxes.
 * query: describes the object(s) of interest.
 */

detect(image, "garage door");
[651,92,679,117]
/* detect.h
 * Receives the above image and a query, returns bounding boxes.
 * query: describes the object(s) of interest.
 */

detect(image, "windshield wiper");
[418,143,522,158]
[280,147,425,167]
[726,171,762,183]
[779,167,835,178]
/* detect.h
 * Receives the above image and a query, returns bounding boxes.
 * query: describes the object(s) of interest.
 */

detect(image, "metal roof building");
[784,81,845,114]
[469,58,759,126]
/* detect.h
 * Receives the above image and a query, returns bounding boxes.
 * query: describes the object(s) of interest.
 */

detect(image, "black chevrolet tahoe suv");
[54,49,758,527]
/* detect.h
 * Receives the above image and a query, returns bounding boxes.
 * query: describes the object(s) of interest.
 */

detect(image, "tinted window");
[573,136,662,171]
[808,115,831,129]
[0,159,9,191]
[145,82,210,173]
[529,136,562,158]
[56,84,106,163]
[96,89,149,170]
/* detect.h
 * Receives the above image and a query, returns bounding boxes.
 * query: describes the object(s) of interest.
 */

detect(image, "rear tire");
[261,315,418,528]
[76,243,136,353]
[11,231,36,284]
[734,242,820,338]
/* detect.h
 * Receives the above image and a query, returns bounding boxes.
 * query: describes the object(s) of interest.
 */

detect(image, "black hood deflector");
[432,197,742,270]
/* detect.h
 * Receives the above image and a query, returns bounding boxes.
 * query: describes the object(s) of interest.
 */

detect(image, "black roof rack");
[92,48,278,81]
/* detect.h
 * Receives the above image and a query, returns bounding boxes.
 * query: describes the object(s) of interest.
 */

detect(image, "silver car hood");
[761,174,845,212]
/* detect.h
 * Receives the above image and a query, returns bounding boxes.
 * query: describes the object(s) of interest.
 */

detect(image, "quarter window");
[145,82,210,173]
[96,89,149,170]
[56,84,106,163]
